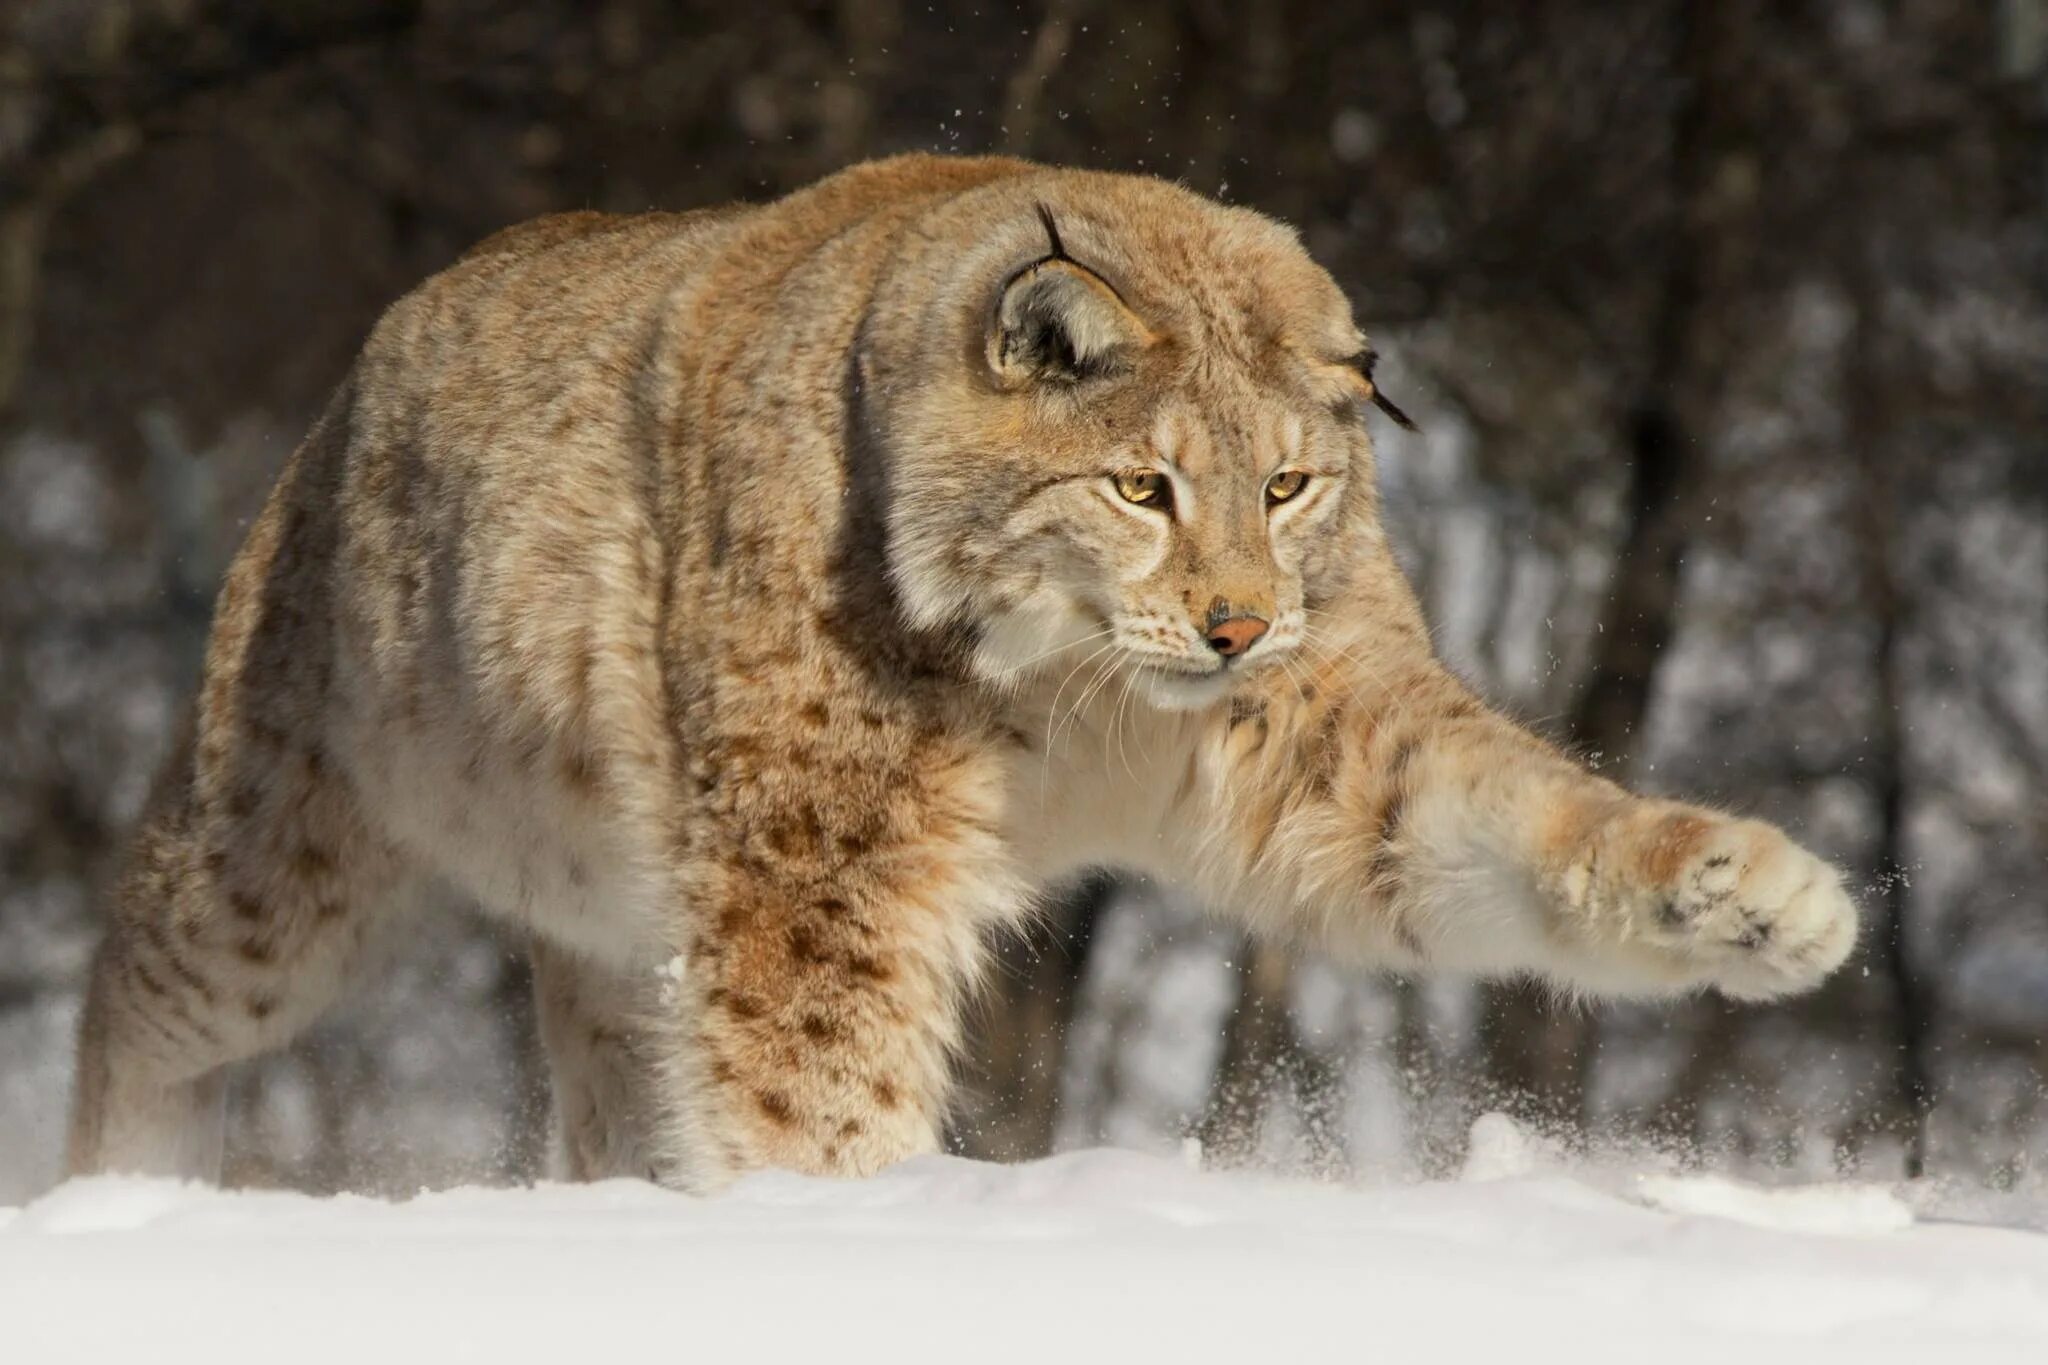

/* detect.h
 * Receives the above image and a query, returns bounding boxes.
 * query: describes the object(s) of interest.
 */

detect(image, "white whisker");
[980,625,1116,684]
[1038,638,1123,800]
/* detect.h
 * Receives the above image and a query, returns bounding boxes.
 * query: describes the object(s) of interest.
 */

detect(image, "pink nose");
[1206,615,1269,658]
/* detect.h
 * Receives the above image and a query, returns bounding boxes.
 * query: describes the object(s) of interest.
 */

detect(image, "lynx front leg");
[1373,721,1858,1000]
[656,871,987,1191]
[1194,655,1858,1004]
[651,728,1015,1192]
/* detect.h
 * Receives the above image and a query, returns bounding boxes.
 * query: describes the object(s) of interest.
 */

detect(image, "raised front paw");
[1636,812,1860,1000]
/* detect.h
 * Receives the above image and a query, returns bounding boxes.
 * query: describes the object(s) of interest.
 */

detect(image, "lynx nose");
[1206,615,1269,658]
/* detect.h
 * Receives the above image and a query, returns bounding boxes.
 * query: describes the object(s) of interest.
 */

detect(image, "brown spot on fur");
[799,700,830,727]
[229,891,265,922]
[801,1013,843,1044]
[766,821,804,858]
[138,914,177,957]
[1642,813,1713,885]
[237,938,277,966]
[131,961,169,999]
[709,1058,736,1083]
[1305,705,1345,798]
[127,1002,194,1050]
[157,945,217,1002]
[789,924,830,966]
[246,994,278,1021]
[838,1118,864,1139]
[756,1090,796,1126]
[226,785,261,820]
[293,843,335,878]
[871,1078,901,1110]
[846,953,893,984]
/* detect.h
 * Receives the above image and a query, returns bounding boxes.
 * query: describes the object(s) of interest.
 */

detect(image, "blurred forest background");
[2,0,2045,1201]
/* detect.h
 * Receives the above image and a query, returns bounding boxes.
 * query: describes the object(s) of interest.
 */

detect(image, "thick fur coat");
[68,156,1857,1190]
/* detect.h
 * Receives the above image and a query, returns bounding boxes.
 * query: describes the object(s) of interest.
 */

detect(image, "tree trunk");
[952,872,1113,1160]
[1478,0,1727,1136]
[1844,243,1936,1178]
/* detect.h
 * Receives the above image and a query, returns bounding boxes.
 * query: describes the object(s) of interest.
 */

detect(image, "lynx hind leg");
[531,943,661,1182]
[66,732,408,1181]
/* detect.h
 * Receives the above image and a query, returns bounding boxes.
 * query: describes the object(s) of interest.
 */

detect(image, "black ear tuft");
[1371,387,1419,432]
[1035,202,1069,261]
[1350,348,1419,432]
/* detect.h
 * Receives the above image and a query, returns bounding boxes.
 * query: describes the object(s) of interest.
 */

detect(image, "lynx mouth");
[1133,659,1235,711]
[1136,658,1221,679]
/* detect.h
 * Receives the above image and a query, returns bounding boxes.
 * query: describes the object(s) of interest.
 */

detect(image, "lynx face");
[984,392,1368,713]
[881,194,1404,712]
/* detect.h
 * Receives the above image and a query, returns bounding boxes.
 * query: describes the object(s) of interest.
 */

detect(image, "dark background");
[2,0,2044,1199]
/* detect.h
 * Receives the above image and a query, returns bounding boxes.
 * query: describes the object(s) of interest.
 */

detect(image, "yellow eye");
[1266,470,1309,505]
[1112,469,1171,508]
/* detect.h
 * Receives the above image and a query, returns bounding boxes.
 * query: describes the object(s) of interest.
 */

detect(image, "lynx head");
[867,167,1414,712]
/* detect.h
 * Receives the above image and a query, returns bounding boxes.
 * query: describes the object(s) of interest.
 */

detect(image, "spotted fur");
[66,156,1857,1190]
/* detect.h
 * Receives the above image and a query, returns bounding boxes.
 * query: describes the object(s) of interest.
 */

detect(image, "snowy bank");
[3,1144,2045,1364]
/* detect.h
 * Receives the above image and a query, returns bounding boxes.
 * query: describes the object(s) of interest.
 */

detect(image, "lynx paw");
[1646,817,1859,1000]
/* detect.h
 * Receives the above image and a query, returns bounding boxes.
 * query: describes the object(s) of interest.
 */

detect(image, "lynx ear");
[987,206,1153,387]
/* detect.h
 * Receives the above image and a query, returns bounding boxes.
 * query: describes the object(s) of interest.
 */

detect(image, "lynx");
[67,155,1857,1190]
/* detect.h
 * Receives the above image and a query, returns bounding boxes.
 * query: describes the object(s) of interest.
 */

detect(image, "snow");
[4,1130,2045,1364]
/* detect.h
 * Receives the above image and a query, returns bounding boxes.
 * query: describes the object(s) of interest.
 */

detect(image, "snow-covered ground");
[5,1122,2046,1364]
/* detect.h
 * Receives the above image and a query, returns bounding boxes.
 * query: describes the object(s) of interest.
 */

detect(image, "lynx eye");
[1112,469,1171,509]
[1265,470,1309,505]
